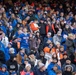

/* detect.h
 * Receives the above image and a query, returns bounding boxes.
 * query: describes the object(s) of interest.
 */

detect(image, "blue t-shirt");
[18,33,29,49]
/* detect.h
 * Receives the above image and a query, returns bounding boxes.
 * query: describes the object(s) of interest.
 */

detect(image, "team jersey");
[18,33,29,49]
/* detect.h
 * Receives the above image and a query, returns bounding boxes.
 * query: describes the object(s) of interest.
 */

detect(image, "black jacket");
[62,71,72,75]
[6,59,18,72]
[34,69,48,75]
[19,63,25,75]
[0,50,5,64]
[7,28,15,41]
[39,22,46,35]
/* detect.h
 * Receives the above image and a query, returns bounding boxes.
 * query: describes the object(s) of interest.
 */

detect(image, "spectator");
[0,0,76,75]
[0,50,5,64]
[0,64,9,75]
[20,64,34,75]
[39,18,46,39]
[16,48,27,65]
[62,58,76,72]
[56,70,62,75]
[44,32,53,46]
[6,56,18,74]
[17,28,30,54]
[62,65,73,75]
[60,53,68,66]
[65,33,75,56]
[34,62,48,75]
[53,30,62,45]
[19,58,29,74]
[30,19,39,33]
[47,58,61,72]
[1,33,9,48]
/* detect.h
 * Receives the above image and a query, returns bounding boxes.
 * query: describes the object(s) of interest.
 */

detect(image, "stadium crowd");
[0,0,76,75]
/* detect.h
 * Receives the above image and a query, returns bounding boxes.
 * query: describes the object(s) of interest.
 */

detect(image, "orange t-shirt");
[30,22,39,31]
[44,47,50,53]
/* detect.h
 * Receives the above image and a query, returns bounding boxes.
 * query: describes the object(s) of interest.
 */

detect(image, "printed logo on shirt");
[10,65,15,69]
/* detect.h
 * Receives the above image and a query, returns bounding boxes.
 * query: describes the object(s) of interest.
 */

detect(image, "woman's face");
[53,54,57,58]
[66,67,72,72]
[2,67,6,72]
[26,66,31,71]
[60,47,64,52]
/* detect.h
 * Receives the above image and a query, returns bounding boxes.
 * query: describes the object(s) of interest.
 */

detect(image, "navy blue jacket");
[34,69,48,75]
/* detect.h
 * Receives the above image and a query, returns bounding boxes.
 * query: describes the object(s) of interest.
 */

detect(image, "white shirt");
[1,36,9,48]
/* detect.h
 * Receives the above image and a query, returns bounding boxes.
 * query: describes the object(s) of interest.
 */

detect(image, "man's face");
[20,49,25,54]
[59,5,63,9]
[11,14,15,18]
[53,66,57,71]
[66,60,71,64]
[63,55,68,59]
[40,20,44,23]
[56,44,60,48]
[38,12,40,15]
[60,12,64,17]
[30,54,34,58]
[29,11,33,15]
[40,66,46,71]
